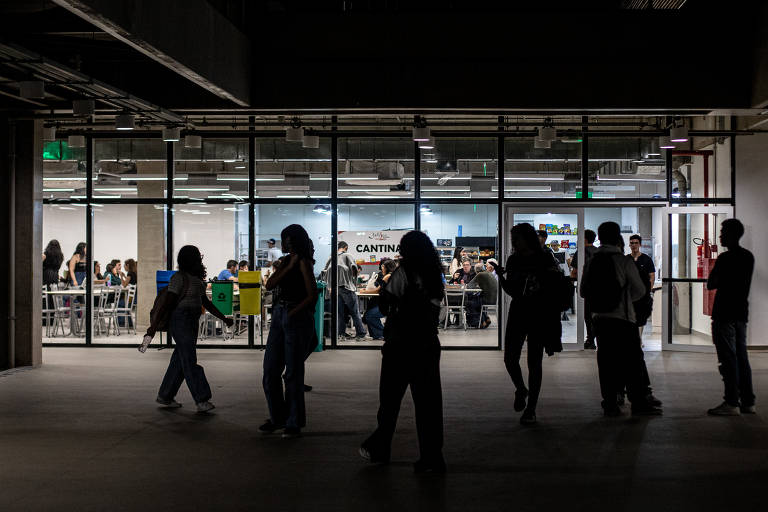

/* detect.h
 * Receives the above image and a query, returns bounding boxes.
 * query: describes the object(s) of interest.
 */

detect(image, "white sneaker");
[156,397,182,408]
[707,401,740,416]
[196,401,215,413]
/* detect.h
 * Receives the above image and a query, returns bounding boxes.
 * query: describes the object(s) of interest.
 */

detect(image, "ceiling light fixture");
[659,136,675,149]
[115,113,135,130]
[412,116,430,142]
[72,99,95,116]
[185,134,202,148]
[418,136,435,150]
[302,131,320,149]
[67,135,85,148]
[538,118,557,142]
[286,118,304,142]
[162,127,181,142]
[669,124,689,143]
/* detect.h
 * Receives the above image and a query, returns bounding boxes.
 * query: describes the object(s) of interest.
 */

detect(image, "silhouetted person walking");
[260,224,318,437]
[146,245,233,413]
[360,231,446,473]
[706,218,756,416]
[580,222,661,417]
[493,223,563,425]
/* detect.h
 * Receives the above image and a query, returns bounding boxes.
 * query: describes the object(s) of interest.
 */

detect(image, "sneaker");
[513,388,528,412]
[355,334,367,340]
[282,427,302,438]
[258,419,285,434]
[304,384,313,392]
[413,457,447,474]
[740,404,756,414]
[584,341,596,350]
[520,409,537,425]
[631,404,663,416]
[359,444,390,464]
[196,401,215,413]
[156,396,182,408]
[707,402,740,416]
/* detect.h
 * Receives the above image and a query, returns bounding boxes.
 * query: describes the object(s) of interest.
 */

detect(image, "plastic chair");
[444,287,467,330]
[115,285,136,335]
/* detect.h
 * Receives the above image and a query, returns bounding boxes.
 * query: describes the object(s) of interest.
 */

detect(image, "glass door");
[662,206,734,351]
[503,207,584,347]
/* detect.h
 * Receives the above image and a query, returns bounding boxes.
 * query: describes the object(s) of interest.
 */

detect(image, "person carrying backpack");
[491,223,564,426]
[580,222,662,417]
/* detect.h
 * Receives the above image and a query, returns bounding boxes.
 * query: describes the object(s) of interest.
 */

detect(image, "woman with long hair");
[68,242,87,287]
[42,239,64,287]
[360,230,446,473]
[124,258,138,285]
[260,224,318,438]
[448,246,466,276]
[491,223,562,426]
[144,245,233,413]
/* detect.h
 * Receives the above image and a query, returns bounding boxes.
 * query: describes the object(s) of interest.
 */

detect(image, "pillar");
[136,161,166,331]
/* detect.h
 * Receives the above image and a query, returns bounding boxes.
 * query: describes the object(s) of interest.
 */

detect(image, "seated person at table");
[238,260,249,272]
[93,261,107,285]
[449,258,476,285]
[218,260,239,282]
[467,263,498,328]
[359,259,397,340]
[107,259,131,287]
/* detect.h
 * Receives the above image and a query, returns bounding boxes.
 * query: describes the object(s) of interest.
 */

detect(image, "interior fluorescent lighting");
[71,195,121,199]
[659,136,675,149]
[418,137,435,150]
[162,127,181,142]
[44,176,87,181]
[175,186,229,191]
[223,207,240,211]
[43,188,75,192]
[412,126,430,142]
[505,174,565,181]
[191,211,211,215]
[115,113,135,130]
[338,188,391,192]
[646,153,661,157]
[593,185,636,192]
[94,187,140,192]
[425,159,438,163]
[596,176,666,182]
[345,195,404,199]
[421,186,471,192]
[339,174,379,181]
[235,166,246,169]
[669,125,689,143]
[276,195,311,198]
[120,174,188,181]
[309,175,332,181]
[492,186,553,192]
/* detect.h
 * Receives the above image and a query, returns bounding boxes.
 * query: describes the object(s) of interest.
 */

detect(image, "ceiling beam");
[52,0,251,106]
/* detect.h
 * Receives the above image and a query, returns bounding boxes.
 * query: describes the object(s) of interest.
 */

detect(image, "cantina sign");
[337,230,408,263]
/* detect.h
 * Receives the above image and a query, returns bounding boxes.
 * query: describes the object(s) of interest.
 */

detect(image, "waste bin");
[313,281,326,352]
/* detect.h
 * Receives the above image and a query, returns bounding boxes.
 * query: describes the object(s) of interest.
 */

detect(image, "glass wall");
[505,138,582,198]
[43,139,87,200]
[173,203,249,345]
[422,204,499,347]
[588,137,666,199]
[420,138,496,199]
[338,138,414,199]
[40,130,737,349]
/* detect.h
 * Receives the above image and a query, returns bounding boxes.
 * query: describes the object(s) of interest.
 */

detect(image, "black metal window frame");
[42,126,740,350]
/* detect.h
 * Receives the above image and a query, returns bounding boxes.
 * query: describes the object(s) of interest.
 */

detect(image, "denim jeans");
[263,304,315,429]
[712,320,755,407]
[158,307,211,404]
[364,305,385,339]
[338,287,366,336]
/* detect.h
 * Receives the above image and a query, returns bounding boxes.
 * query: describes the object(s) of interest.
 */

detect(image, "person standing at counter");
[326,241,366,340]
[261,224,318,437]
[360,230,446,473]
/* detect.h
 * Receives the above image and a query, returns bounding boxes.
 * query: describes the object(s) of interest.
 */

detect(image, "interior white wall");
[42,205,85,275]
[93,204,138,270]
[257,204,332,274]
[421,204,497,242]
[174,206,236,276]
[736,133,768,346]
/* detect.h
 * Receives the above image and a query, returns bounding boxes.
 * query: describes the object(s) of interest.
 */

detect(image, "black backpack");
[149,273,189,332]
[582,252,623,313]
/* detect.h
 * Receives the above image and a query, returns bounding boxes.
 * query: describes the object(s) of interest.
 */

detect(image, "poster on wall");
[337,230,409,264]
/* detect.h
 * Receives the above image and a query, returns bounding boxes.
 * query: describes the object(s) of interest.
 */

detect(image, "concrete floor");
[1,347,767,512]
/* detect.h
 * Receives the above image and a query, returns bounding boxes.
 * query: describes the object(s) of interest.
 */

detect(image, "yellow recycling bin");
[237,271,262,315]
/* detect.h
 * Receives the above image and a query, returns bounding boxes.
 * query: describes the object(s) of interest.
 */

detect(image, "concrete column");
[1,119,43,368]
[136,161,166,331]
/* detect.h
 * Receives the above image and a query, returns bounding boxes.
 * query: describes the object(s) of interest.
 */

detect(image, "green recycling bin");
[313,281,326,352]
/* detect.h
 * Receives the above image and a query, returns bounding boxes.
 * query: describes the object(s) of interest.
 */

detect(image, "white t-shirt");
[267,247,283,262]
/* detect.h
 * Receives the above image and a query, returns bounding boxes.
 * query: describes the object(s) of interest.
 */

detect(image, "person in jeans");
[580,222,661,417]
[706,218,756,416]
[570,229,598,349]
[145,245,233,413]
[260,224,318,438]
[467,262,497,328]
[360,259,397,340]
[325,241,366,340]
[492,223,562,426]
[360,231,446,473]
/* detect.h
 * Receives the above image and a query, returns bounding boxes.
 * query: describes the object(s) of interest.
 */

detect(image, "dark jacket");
[380,266,442,349]
[499,251,563,355]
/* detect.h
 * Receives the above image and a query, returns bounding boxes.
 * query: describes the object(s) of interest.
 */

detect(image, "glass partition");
[505,138,581,198]
[671,137,732,200]
[338,138,414,199]
[43,139,87,201]
[175,138,249,200]
[588,137,666,199]
[420,138,497,199]
[95,138,167,199]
